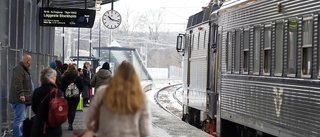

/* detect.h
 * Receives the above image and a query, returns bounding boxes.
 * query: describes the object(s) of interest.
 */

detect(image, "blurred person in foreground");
[61,65,84,130]
[31,68,62,137]
[90,62,112,90]
[84,61,151,137]
[9,54,32,137]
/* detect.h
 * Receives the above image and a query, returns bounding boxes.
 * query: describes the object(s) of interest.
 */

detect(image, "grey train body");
[179,0,320,137]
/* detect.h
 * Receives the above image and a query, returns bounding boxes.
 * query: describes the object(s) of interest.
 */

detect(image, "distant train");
[176,0,320,137]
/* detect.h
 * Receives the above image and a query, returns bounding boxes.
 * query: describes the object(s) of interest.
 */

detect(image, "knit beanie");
[102,62,110,70]
[50,61,56,69]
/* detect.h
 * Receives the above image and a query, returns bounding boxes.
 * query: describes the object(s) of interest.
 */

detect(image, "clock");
[102,10,122,29]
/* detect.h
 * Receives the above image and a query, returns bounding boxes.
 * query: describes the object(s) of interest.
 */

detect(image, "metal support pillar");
[99,18,101,58]
[109,0,114,46]
[89,28,92,57]
[62,27,65,63]
[0,42,2,136]
[111,0,114,10]
[77,28,80,67]
[109,29,112,46]
[0,2,7,134]
[108,49,111,62]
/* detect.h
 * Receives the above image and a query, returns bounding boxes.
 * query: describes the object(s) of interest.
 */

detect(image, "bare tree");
[54,8,183,69]
[118,5,143,35]
[139,9,165,41]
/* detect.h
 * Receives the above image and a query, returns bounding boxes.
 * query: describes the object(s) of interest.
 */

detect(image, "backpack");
[47,88,68,127]
[65,77,80,98]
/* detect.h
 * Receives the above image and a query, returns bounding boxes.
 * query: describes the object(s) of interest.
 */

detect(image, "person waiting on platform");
[78,68,84,79]
[49,61,62,89]
[82,62,91,107]
[31,68,62,137]
[85,61,151,137]
[61,63,69,75]
[61,65,84,130]
[55,60,63,88]
[90,62,113,90]
[9,54,33,137]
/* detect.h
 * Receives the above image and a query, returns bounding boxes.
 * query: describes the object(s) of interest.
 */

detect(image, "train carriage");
[176,0,320,137]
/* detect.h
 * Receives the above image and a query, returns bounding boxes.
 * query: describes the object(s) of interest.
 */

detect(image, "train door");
[206,11,219,137]
[176,30,192,122]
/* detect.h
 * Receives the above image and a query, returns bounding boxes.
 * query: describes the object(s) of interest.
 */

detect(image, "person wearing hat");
[49,61,62,88]
[90,62,113,91]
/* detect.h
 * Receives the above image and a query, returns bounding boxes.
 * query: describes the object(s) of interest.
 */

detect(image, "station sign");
[39,8,96,28]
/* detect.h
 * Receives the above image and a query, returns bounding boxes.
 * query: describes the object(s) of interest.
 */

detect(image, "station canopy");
[48,0,119,9]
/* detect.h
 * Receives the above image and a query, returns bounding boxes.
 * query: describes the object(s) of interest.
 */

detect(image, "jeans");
[10,103,27,137]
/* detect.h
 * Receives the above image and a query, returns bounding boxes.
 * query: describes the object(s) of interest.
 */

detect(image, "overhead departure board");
[39,8,96,28]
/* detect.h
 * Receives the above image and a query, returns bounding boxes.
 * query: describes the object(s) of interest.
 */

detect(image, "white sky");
[100,0,210,32]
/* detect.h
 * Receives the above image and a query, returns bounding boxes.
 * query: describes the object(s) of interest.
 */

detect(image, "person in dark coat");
[61,65,84,130]
[55,60,63,88]
[77,68,84,79]
[90,62,113,90]
[49,61,62,89]
[61,63,69,75]
[9,54,33,137]
[82,62,91,107]
[31,68,62,137]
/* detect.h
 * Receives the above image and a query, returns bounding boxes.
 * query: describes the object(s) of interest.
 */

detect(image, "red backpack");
[47,88,68,127]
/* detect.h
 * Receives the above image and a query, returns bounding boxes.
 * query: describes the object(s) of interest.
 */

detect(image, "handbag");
[73,100,103,137]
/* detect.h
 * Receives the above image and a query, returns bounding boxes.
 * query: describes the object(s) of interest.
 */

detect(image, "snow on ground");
[145,79,182,104]
[169,90,182,111]
[145,79,174,104]
[145,79,183,118]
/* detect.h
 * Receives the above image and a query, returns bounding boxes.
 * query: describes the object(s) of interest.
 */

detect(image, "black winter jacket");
[82,66,91,86]
[31,82,62,137]
[61,71,84,96]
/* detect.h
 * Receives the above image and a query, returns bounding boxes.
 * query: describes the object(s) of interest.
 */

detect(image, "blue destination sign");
[39,8,96,28]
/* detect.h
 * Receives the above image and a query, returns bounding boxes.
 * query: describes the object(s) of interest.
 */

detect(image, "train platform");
[61,100,212,137]
[60,80,212,137]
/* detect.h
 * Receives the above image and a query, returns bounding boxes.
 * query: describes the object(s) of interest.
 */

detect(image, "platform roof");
[49,0,119,9]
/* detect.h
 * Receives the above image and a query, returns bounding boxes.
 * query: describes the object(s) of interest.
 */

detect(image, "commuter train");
[176,0,320,137]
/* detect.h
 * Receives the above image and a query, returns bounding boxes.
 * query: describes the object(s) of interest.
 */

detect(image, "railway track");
[154,84,183,119]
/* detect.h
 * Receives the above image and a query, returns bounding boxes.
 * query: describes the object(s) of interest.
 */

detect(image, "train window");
[234,30,241,73]
[254,27,261,75]
[301,19,312,76]
[264,26,271,74]
[197,32,200,50]
[227,32,232,72]
[287,19,297,77]
[243,30,249,74]
[275,22,284,76]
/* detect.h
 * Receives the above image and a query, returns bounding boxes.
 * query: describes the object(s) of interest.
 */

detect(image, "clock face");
[102,10,122,29]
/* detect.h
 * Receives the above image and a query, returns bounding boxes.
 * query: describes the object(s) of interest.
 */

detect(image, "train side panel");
[187,23,211,112]
[218,0,320,136]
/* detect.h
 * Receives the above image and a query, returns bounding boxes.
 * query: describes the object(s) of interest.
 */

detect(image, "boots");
[68,124,73,130]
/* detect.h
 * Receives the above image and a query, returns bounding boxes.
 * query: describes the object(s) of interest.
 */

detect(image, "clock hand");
[108,16,120,22]
[108,16,113,20]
